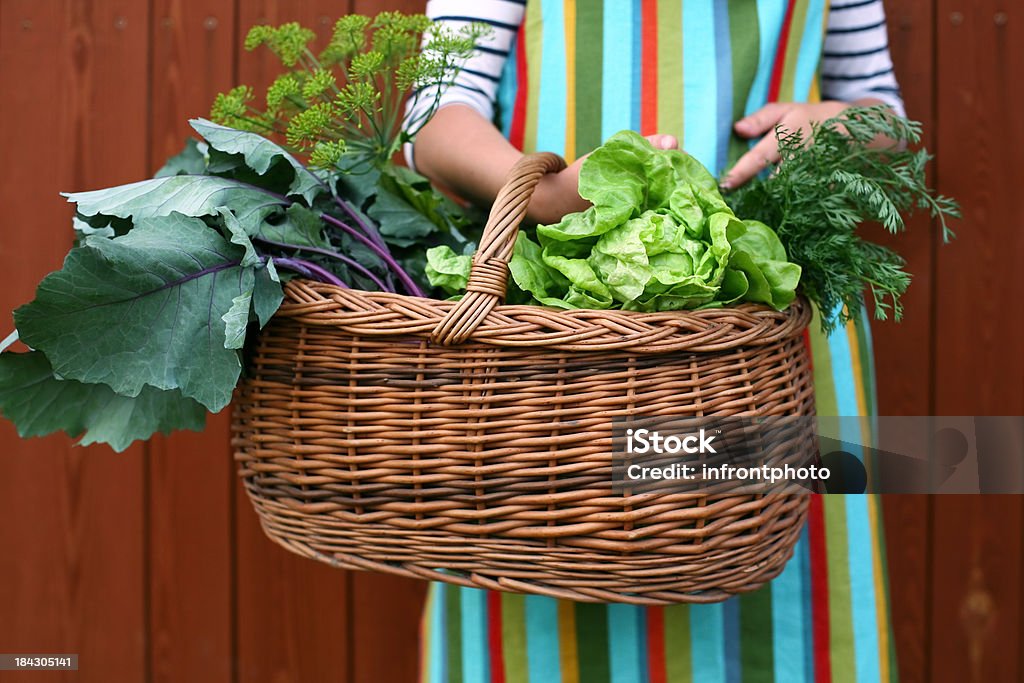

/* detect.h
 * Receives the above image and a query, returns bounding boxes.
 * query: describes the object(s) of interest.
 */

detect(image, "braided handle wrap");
[431,152,567,345]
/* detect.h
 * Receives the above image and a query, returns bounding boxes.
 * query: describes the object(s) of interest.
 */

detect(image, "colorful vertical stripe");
[424,1,897,681]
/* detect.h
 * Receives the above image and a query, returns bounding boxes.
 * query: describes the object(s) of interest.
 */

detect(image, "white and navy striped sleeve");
[404,0,525,168]
[821,0,906,117]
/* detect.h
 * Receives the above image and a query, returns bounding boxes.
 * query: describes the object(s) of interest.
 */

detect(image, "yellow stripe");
[867,497,892,683]
[563,0,577,161]
[419,587,434,683]
[558,600,580,683]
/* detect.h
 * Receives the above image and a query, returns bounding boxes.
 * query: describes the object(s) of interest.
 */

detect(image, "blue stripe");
[535,0,567,155]
[821,67,895,81]
[525,595,561,682]
[601,0,634,140]
[683,0,719,169]
[631,0,642,132]
[433,15,522,31]
[827,309,860,419]
[831,0,880,9]
[428,584,447,683]
[608,604,644,683]
[793,0,828,101]
[746,0,789,113]
[712,0,733,174]
[772,534,810,683]
[461,587,489,682]
[827,18,886,33]
[846,495,883,683]
[497,32,519,137]
[722,599,741,683]
[823,44,890,58]
[637,607,650,683]
[690,603,726,683]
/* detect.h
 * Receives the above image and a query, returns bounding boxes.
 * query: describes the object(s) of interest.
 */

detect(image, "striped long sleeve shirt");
[407,0,906,166]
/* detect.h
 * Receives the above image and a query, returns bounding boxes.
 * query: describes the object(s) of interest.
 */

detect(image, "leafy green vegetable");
[0,351,206,452]
[189,118,324,203]
[14,214,259,411]
[428,131,798,312]
[210,13,489,171]
[65,174,287,230]
[727,105,959,332]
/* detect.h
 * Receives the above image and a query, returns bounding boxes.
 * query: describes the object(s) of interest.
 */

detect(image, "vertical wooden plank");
[0,1,150,681]
[932,0,1024,681]
[145,1,238,681]
[232,3,355,682]
[868,1,937,681]
[343,3,433,680]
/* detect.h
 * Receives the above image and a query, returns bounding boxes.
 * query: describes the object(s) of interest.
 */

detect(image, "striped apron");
[421,2,897,680]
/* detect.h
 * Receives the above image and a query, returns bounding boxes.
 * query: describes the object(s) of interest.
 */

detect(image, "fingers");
[734,103,791,139]
[720,134,780,190]
[645,134,679,150]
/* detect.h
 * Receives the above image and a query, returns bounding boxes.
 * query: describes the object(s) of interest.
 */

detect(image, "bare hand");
[721,101,850,190]
[529,134,679,225]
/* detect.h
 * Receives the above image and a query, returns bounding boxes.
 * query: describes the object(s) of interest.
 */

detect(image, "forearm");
[412,105,524,209]
[412,104,587,225]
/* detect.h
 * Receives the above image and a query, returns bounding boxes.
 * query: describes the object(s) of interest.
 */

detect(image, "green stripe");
[855,310,876,418]
[446,585,464,683]
[779,0,810,101]
[739,588,775,683]
[523,0,543,153]
[726,0,761,166]
[502,594,529,683]
[575,602,611,683]
[656,0,684,140]
[824,497,856,683]
[575,0,603,157]
[663,605,693,683]
[808,306,839,416]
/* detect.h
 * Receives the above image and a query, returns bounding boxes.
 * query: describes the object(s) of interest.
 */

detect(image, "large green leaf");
[64,174,286,228]
[0,351,206,452]
[190,118,324,204]
[14,213,253,411]
[155,137,209,178]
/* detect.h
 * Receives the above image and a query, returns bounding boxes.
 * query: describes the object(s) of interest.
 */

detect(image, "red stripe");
[646,607,668,683]
[488,591,506,683]
[508,21,529,151]
[802,328,814,372]
[767,0,798,102]
[640,0,658,135]
[808,495,833,683]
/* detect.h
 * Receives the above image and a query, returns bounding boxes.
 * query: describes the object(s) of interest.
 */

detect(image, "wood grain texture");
[145,1,238,681]
[932,0,1024,681]
[871,2,937,681]
[0,1,150,681]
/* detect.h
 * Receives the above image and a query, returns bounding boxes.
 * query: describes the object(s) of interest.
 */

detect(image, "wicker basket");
[231,153,816,605]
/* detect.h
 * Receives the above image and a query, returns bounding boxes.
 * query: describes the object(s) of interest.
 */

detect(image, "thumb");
[645,134,679,150]
[734,103,791,138]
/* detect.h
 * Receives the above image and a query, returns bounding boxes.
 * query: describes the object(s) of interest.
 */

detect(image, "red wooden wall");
[0,1,1020,681]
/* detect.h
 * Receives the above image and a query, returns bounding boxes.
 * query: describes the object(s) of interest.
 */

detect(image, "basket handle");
[431,152,567,345]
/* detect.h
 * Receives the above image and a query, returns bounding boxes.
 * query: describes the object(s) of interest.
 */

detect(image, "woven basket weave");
[232,153,817,605]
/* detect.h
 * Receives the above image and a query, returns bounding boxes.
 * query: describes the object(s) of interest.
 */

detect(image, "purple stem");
[319,213,424,297]
[274,256,348,288]
[254,237,391,293]
[331,194,389,251]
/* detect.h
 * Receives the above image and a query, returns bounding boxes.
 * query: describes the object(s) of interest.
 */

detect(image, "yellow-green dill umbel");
[211,12,489,172]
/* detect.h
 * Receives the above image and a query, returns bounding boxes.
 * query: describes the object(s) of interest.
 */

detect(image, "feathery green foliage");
[727,106,960,333]
[211,12,489,171]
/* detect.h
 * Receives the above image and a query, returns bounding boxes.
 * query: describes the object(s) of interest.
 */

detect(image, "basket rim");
[270,280,812,354]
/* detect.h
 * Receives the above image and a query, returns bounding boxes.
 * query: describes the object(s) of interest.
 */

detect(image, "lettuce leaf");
[504,130,799,312]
